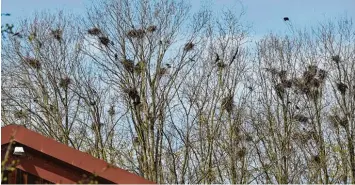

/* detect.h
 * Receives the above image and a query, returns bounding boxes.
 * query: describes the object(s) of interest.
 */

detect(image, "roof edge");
[1,124,155,184]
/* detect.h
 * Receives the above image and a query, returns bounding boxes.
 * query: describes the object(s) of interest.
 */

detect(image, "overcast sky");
[2,0,355,37]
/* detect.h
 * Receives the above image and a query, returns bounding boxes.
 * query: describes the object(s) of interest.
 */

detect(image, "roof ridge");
[1,124,155,184]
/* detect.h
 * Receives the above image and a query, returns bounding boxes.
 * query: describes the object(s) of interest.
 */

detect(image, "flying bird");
[284,17,289,21]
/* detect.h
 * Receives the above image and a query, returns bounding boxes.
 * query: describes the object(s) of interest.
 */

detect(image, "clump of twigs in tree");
[293,78,309,94]
[309,89,320,100]
[59,77,71,89]
[312,155,321,164]
[14,110,27,119]
[91,122,103,131]
[265,67,278,75]
[275,83,285,100]
[121,59,134,73]
[282,80,293,88]
[310,78,321,88]
[278,70,287,81]
[331,55,341,64]
[49,104,56,112]
[221,95,234,113]
[133,137,139,146]
[339,118,348,128]
[245,134,253,142]
[124,87,141,105]
[217,62,226,69]
[292,65,327,100]
[317,69,327,81]
[99,36,110,46]
[271,70,294,100]
[157,67,168,78]
[24,57,41,69]
[184,42,194,51]
[146,25,157,32]
[329,114,348,128]
[88,27,101,35]
[134,61,145,74]
[127,29,145,39]
[277,70,292,88]
[293,114,308,123]
[308,65,318,76]
[51,29,62,41]
[336,82,348,95]
[237,147,246,158]
[28,32,37,41]
[293,132,313,143]
[108,106,115,116]
[302,65,317,84]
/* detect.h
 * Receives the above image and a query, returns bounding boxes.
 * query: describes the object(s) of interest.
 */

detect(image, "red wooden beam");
[1,124,155,184]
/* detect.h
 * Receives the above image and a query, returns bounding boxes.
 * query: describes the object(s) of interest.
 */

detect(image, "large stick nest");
[88,27,101,35]
[99,36,110,46]
[184,42,195,51]
[336,82,348,95]
[221,95,234,113]
[59,77,71,89]
[127,29,145,39]
[51,29,63,41]
[121,59,135,73]
[24,57,41,69]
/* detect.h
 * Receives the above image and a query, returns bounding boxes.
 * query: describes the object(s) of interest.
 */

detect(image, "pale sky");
[1,0,355,37]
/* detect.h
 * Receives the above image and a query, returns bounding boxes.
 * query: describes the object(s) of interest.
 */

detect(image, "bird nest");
[108,106,115,116]
[24,57,41,69]
[237,148,246,158]
[331,55,340,63]
[217,62,226,69]
[124,87,141,105]
[14,110,27,119]
[158,67,168,77]
[281,80,293,88]
[133,137,140,146]
[127,29,145,39]
[59,77,71,89]
[121,59,134,73]
[312,155,321,164]
[293,114,308,123]
[184,42,194,51]
[336,82,348,95]
[146,25,157,32]
[134,61,145,74]
[329,114,348,128]
[221,96,234,113]
[274,83,285,100]
[51,29,62,41]
[292,66,327,99]
[278,70,287,81]
[317,69,327,80]
[88,27,101,35]
[99,36,110,46]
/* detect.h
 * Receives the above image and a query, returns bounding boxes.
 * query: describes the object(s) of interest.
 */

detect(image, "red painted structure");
[1,124,155,184]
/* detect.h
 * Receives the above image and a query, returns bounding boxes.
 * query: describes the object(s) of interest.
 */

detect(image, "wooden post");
[8,169,17,184]
[23,172,28,184]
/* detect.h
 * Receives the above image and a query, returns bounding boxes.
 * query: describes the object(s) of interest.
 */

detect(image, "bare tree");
[248,16,355,184]
[2,1,354,184]
[1,11,88,147]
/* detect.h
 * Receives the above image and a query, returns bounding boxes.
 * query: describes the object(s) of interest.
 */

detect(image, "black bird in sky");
[284,17,289,21]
